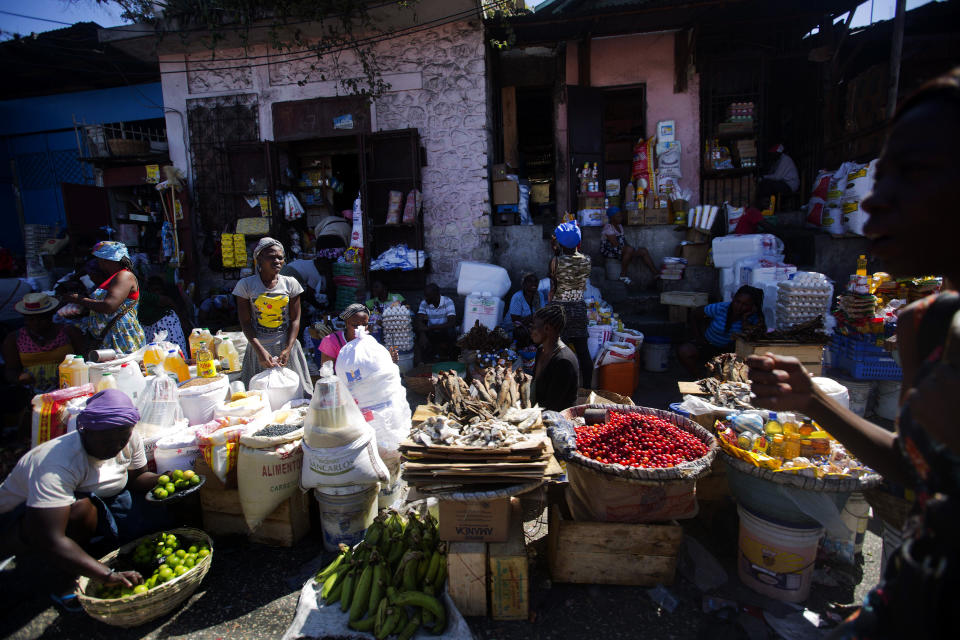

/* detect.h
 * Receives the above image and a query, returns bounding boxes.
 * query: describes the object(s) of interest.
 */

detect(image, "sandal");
[619,276,633,285]
[49,592,83,614]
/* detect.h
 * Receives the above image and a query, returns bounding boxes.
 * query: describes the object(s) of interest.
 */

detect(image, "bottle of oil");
[188,328,204,361]
[164,349,190,383]
[70,355,89,386]
[196,341,217,378]
[96,371,118,392]
[217,337,241,372]
[856,254,868,277]
[59,354,77,389]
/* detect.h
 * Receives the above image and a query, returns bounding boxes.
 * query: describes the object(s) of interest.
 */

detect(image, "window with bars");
[186,93,260,231]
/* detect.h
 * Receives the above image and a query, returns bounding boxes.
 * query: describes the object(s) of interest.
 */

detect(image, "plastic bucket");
[843,379,874,417]
[842,492,871,554]
[314,484,379,552]
[597,362,635,397]
[737,505,823,603]
[668,402,690,418]
[643,336,671,372]
[874,380,901,420]
[811,377,850,410]
[397,351,414,374]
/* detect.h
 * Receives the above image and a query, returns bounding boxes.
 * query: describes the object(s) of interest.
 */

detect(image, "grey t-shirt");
[232,274,304,336]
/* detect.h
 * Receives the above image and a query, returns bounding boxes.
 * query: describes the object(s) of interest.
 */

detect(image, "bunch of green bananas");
[315,508,448,639]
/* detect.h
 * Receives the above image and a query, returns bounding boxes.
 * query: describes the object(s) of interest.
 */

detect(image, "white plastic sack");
[214,390,272,422]
[303,362,372,450]
[154,425,202,472]
[249,366,303,411]
[335,334,398,401]
[456,261,511,298]
[136,374,185,441]
[301,434,389,494]
[178,375,230,425]
[596,341,635,366]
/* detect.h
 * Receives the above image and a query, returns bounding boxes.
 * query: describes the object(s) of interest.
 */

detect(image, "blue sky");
[0,0,942,41]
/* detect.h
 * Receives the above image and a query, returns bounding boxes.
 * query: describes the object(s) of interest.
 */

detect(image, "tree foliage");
[99,0,422,98]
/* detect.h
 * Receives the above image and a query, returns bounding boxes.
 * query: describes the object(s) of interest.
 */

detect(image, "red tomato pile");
[575,411,710,468]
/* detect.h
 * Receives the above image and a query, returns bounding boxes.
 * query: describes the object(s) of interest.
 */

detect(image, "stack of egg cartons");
[776,272,833,330]
[381,304,414,353]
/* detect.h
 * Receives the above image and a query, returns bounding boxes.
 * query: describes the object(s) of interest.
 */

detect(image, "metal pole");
[887,0,907,118]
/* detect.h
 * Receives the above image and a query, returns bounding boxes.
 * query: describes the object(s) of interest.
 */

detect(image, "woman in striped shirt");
[678,285,764,376]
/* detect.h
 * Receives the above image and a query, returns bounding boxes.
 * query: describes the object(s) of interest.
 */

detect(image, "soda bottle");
[96,371,118,392]
[59,354,76,389]
[71,355,89,386]
[196,341,217,378]
[164,349,190,383]
[217,337,241,372]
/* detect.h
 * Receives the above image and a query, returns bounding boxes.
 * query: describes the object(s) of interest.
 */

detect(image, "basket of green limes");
[75,527,213,627]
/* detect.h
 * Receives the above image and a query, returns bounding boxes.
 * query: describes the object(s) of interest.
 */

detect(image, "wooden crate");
[660,291,708,307]
[488,499,528,621]
[735,338,824,375]
[547,504,682,586]
[196,459,311,547]
[447,542,487,616]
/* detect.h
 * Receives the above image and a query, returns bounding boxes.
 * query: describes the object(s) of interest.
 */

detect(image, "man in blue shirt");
[678,285,764,376]
[503,273,545,347]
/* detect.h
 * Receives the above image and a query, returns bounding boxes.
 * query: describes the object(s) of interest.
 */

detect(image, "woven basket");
[864,487,914,529]
[76,527,213,628]
[719,450,883,493]
[403,364,434,396]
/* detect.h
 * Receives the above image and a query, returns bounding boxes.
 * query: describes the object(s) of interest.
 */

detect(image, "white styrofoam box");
[461,293,504,333]
[711,234,784,268]
[456,261,511,298]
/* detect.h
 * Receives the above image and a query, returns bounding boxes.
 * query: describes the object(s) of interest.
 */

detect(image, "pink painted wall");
[565,33,700,204]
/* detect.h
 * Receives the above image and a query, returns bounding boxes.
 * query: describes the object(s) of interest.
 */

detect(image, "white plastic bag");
[135,374,185,441]
[214,390,272,423]
[249,366,302,411]
[178,375,230,425]
[595,341,635,366]
[154,424,203,472]
[335,333,397,398]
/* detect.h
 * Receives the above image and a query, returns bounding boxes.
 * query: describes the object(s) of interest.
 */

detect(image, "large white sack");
[178,375,230,425]
[238,427,304,530]
[154,424,203,472]
[213,390,272,423]
[136,375,185,441]
[249,366,302,411]
[301,434,390,494]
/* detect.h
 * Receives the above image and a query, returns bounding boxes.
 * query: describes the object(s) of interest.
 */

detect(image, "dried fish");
[411,415,537,448]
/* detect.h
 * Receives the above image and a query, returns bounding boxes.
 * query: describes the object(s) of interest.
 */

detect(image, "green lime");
[157,474,170,485]
[189,475,201,485]
[153,487,168,499]
[164,483,176,494]
[172,469,185,480]
[133,584,148,594]
[174,565,188,576]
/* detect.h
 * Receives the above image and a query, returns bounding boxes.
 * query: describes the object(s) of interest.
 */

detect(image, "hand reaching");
[746,354,815,411]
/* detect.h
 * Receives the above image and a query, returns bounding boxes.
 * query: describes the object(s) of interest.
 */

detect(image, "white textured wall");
[160,18,491,288]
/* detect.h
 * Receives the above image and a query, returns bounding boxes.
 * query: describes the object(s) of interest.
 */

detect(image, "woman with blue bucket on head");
[747,68,960,639]
[59,241,145,354]
[549,221,593,387]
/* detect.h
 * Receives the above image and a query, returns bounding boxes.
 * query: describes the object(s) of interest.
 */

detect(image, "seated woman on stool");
[0,390,167,611]
[678,285,764,376]
[600,207,658,285]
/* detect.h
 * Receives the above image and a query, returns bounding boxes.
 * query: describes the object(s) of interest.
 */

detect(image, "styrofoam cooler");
[712,234,784,268]
[461,292,504,332]
[456,262,511,298]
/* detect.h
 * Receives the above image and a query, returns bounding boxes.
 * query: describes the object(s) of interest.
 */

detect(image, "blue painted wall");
[0,83,163,255]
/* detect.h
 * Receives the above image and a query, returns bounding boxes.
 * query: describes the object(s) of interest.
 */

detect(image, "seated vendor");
[601,207,658,285]
[365,280,405,314]
[282,255,329,316]
[530,303,580,411]
[415,283,458,363]
[0,389,166,611]
[3,293,85,393]
[505,273,544,348]
[678,285,764,376]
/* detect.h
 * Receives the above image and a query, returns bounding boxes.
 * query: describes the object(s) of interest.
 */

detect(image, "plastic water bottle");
[96,371,118,392]
[116,362,145,402]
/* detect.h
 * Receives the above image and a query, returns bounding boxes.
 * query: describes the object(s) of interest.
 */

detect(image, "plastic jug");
[164,349,190,383]
[59,354,76,389]
[188,328,204,360]
[196,341,217,378]
[143,343,165,370]
[70,355,90,387]
[116,361,146,402]
[201,327,215,349]
[96,371,118,392]
[217,337,241,372]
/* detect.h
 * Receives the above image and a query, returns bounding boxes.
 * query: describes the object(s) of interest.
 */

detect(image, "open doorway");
[602,86,647,188]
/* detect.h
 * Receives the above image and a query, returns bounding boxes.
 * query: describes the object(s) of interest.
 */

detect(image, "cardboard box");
[681,242,709,266]
[439,498,510,542]
[489,499,528,621]
[530,181,551,203]
[685,228,711,243]
[642,208,669,225]
[448,542,488,616]
[660,291,709,307]
[493,179,519,205]
[626,209,644,226]
[492,163,513,180]
[578,195,605,210]
[735,338,824,376]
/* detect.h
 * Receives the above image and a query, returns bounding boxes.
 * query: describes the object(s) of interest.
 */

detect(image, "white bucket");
[844,379,874,417]
[315,484,379,552]
[737,505,823,603]
[605,258,620,281]
[841,492,871,555]
[874,380,901,420]
[587,325,613,360]
[643,338,671,373]
[397,350,414,374]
